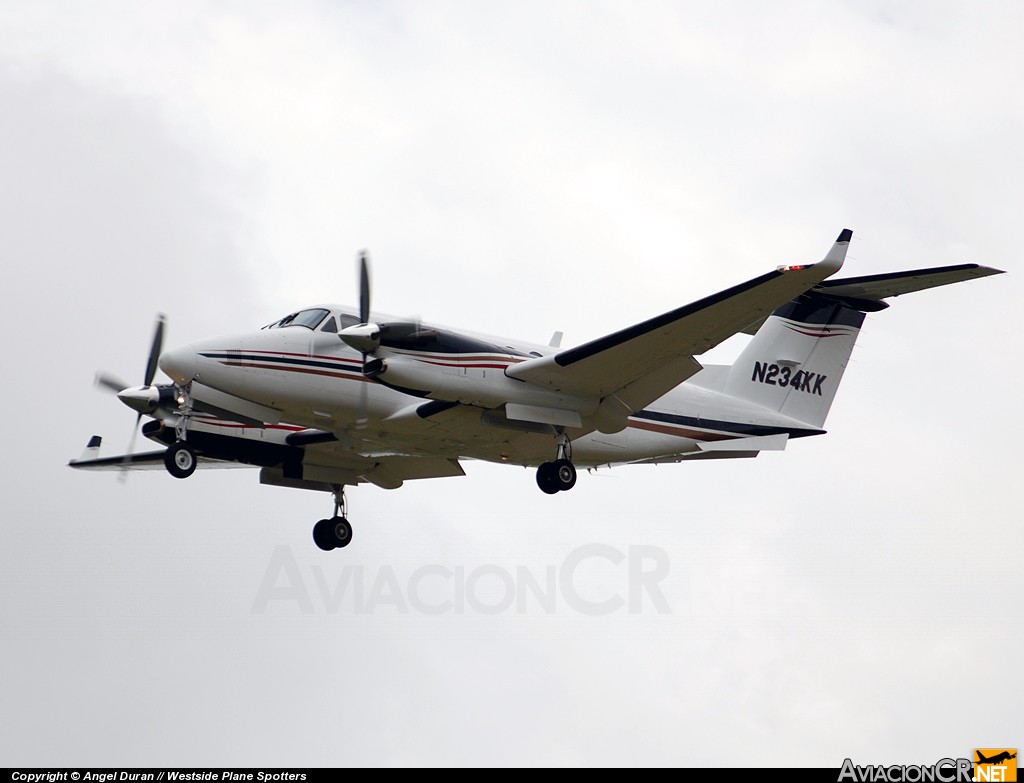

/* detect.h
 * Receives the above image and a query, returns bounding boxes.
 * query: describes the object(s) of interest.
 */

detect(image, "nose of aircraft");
[159,344,198,384]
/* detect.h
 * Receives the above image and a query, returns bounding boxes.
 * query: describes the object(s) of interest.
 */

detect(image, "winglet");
[80,435,102,460]
[776,229,851,277]
[817,227,852,275]
[68,435,103,468]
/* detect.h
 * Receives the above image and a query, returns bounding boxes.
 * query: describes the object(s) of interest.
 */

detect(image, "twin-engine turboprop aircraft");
[70,230,1002,550]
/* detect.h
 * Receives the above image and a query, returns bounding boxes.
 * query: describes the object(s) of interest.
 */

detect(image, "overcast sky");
[1,0,1021,767]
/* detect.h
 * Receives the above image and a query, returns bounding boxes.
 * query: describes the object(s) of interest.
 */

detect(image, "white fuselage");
[158,305,820,469]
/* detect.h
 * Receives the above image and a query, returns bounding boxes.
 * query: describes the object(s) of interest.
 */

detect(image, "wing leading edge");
[505,229,852,411]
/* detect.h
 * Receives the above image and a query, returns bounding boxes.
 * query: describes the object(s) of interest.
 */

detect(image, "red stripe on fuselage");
[193,416,306,431]
[627,419,738,441]
[415,360,514,370]
[235,349,363,365]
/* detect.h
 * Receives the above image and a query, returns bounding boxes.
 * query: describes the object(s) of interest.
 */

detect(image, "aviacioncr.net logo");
[838,758,973,782]
[974,749,1017,782]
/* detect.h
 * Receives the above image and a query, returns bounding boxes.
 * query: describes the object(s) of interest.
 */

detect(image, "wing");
[506,230,852,411]
[68,450,246,471]
[68,421,464,492]
[289,435,465,490]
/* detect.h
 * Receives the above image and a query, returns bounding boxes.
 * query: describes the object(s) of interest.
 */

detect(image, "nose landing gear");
[536,431,577,494]
[164,386,197,479]
[164,441,197,479]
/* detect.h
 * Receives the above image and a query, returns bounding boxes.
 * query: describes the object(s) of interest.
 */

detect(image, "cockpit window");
[320,316,338,333]
[262,308,329,330]
[339,313,361,329]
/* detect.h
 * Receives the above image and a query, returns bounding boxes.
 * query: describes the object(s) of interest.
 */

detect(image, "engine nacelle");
[370,354,598,416]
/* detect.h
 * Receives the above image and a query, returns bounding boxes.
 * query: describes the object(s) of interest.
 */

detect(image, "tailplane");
[723,261,1003,429]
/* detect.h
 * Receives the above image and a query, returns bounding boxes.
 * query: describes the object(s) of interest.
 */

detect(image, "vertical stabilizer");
[723,294,865,428]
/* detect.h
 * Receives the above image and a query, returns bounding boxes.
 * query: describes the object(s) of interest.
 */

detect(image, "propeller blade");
[95,372,130,394]
[143,314,166,387]
[118,412,144,483]
[359,251,371,325]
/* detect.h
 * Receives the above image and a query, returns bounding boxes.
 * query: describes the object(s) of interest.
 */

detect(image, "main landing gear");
[162,386,197,479]
[536,431,577,494]
[312,486,354,551]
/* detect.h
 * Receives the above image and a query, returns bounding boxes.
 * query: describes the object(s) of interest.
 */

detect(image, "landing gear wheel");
[536,462,560,494]
[312,515,353,551]
[313,487,355,551]
[331,516,353,548]
[164,441,197,479]
[552,458,577,491]
[311,519,339,548]
[312,518,336,551]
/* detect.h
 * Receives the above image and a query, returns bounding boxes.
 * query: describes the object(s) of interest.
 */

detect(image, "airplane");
[69,229,1003,550]
[976,751,1017,765]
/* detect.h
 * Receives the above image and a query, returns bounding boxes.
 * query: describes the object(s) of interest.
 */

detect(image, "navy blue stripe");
[286,430,338,446]
[371,376,431,399]
[200,353,361,373]
[141,420,304,468]
[417,400,460,419]
[633,410,825,439]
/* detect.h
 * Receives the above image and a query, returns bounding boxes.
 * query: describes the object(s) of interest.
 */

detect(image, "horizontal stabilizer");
[740,263,1005,335]
[816,263,1004,301]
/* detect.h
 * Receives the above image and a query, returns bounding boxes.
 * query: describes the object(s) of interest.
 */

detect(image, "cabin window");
[339,313,361,329]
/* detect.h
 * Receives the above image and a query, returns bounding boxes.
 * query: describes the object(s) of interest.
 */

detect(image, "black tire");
[552,458,577,491]
[331,516,353,549]
[163,441,197,479]
[536,462,560,494]
[312,518,336,551]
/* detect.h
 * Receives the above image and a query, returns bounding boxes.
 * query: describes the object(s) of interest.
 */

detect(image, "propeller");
[336,251,429,428]
[338,251,381,354]
[93,314,172,477]
[360,249,371,325]
[341,252,376,429]
[95,372,130,395]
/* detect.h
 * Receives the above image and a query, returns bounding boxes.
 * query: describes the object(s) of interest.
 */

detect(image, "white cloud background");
[1,0,1021,767]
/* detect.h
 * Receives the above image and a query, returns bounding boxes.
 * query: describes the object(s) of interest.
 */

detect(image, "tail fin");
[724,261,1004,429]
[723,294,864,428]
